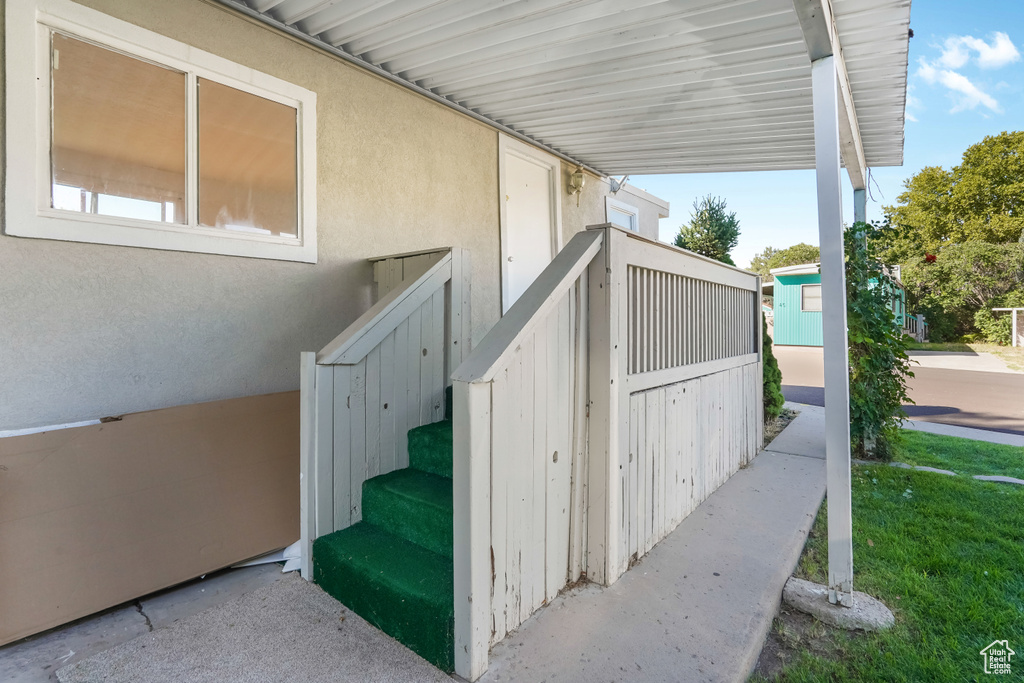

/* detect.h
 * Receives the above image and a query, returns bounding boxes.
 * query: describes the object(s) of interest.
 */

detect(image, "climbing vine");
[847,222,914,459]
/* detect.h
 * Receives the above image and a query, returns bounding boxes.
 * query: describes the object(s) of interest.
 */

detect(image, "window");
[5,0,317,262]
[801,284,822,312]
[606,196,639,232]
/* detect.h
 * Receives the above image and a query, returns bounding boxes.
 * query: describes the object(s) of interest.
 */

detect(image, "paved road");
[775,346,1024,436]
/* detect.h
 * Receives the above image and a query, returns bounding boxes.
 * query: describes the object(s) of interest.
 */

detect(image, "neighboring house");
[0,0,911,679]
[770,263,927,346]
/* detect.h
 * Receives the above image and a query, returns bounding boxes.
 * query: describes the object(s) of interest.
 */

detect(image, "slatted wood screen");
[627,266,757,374]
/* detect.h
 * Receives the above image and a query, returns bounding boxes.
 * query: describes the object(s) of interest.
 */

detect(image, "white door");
[500,136,561,313]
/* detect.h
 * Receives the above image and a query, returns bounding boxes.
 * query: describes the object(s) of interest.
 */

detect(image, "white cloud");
[917,58,938,83]
[938,32,1020,70]
[938,38,970,68]
[904,91,921,122]
[940,70,1000,113]
[916,57,1002,114]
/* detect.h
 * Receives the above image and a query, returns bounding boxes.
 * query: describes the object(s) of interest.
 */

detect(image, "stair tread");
[408,421,453,479]
[315,522,452,604]
[314,523,453,670]
[363,469,453,558]
[365,468,453,510]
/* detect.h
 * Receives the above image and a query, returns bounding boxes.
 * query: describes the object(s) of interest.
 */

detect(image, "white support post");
[812,56,855,608]
[853,188,866,225]
[453,380,491,681]
[586,227,624,586]
[1014,310,1019,348]
[299,351,317,581]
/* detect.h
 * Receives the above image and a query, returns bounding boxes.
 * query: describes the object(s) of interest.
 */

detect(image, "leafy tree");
[762,314,784,423]
[896,241,1024,340]
[877,131,1024,340]
[881,131,1024,263]
[846,222,914,459]
[674,195,739,265]
[749,243,820,281]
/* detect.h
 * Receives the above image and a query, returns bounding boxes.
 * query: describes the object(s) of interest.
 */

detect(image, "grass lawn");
[906,341,1024,371]
[754,432,1024,682]
[898,430,1024,480]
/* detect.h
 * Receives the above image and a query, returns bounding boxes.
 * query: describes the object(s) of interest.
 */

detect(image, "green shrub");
[847,223,915,459]
[762,314,784,422]
[973,290,1024,344]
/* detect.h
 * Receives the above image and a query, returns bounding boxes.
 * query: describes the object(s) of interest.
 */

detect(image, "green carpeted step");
[408,420,453,479]
[362,469,453,558]
[314,522,454,671]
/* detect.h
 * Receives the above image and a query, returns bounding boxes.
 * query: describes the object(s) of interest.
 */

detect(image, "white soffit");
[219,0,910,176]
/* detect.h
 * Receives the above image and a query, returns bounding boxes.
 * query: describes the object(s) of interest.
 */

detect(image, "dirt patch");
[763,408,798,449]
[751,604,862,681]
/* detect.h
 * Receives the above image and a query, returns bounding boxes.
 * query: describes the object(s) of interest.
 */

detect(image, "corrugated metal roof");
[218,0,910,176]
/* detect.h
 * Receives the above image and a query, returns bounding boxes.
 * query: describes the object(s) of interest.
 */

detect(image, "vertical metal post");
[812,55,854,607]
[853,188,866,225]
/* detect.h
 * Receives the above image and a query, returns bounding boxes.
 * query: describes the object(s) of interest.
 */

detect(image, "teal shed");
[769,264,823,346]
[766,262,918,346]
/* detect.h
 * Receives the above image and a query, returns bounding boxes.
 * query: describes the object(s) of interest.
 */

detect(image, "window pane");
[802,285,822,312]
[198,79,298,238]
[609,207,636,231]
[51,32,186,223]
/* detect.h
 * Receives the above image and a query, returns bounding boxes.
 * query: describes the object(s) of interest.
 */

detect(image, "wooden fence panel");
[622,361,760,562]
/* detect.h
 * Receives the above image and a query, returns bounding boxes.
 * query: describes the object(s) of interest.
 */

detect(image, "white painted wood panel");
[372,248,448,301]
[621,361,760,564]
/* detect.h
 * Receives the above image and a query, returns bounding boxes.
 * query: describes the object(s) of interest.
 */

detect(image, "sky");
[630,1,1024,269]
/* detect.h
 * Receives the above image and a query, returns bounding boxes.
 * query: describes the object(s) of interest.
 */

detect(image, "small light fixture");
[568,166,586,206]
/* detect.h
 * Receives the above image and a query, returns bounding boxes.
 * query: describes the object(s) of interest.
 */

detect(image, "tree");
[894,240,1024,341]
[674,195,739,265]
[877,131,1024,341]
[881,131,1024,263]
[749,243,820,281]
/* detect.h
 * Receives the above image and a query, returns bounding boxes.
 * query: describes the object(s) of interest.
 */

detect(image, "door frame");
[498,134,563,314]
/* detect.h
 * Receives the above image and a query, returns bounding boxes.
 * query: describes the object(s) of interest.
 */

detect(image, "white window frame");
[801,283,823,312]
[4,0,318,263]
[605,196,639,232]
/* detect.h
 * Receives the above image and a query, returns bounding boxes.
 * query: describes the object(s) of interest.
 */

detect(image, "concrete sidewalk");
[479,413,827,683]
[903,417,1024,447]
[909,350,1022,374]
[782,401,1024,449]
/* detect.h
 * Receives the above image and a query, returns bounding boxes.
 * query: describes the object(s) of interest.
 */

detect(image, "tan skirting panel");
[0,391,299,646]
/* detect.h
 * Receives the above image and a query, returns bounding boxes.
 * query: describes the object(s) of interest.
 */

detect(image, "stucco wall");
[0,0,671,431]
[0,0,505,430]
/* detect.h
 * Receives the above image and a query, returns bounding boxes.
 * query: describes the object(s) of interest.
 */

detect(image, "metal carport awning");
[214,0,909,186]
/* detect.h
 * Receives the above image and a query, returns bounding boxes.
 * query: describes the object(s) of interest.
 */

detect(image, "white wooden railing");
[299,247,470,578]
[451,225,761,680]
